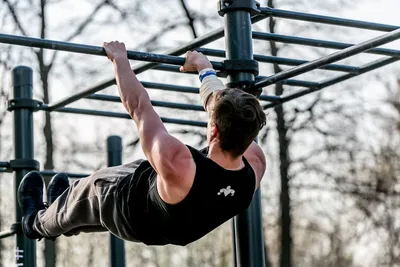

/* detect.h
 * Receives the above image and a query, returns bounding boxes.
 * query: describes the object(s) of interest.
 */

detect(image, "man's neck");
[207,142,243,170]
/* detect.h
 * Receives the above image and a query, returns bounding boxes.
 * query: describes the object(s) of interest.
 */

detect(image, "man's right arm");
[180,51,266,187]
[180,51,225,116]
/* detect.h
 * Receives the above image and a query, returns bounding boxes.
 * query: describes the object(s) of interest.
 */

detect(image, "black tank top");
[116,145,256,246]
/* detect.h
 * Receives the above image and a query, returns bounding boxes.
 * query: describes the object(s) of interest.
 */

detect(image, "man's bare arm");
[180,51,225,116]
[103,41,193,182]
[181,51,266,185]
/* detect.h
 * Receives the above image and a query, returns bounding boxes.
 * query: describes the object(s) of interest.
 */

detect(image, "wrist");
[112,54,128,63]
[195,62,213,72]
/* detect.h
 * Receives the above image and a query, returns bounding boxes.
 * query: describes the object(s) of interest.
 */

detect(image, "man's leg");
[45,173,106,237]
[32,162,142,241]
[33,172,107,238]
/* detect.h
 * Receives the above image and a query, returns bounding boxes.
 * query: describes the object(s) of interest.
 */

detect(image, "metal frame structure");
[1,1,400,266]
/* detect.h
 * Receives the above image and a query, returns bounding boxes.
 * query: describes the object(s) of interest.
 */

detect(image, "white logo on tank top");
[217,186,235,197]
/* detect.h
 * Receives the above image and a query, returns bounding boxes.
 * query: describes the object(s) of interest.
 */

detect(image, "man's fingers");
[179,66,185,72]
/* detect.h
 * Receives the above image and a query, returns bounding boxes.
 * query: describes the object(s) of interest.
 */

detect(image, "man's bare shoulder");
[156,141,196,184]
[156,143,196,204]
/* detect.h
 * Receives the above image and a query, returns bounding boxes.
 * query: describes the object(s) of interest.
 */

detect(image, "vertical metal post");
[12,66,36,267]
[107,136,125,267]
[219,1,266,266]
[224,13,255,84]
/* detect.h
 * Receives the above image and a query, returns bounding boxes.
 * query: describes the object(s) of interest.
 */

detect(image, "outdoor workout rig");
[0,0,400,266]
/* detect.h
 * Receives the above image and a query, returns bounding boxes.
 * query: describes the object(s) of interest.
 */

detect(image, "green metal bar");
[222,1,266,266]
[44,13,268,112]
[12,66,36,267]
[132,12,266,75]
[260,7,399,32]
[85,80,278,103]
[153,64,219,76]
[319,57,399,87]
[153,64,320,91]
[0,161,9,168]
[263,57,398,109]
[85,94,205,111]
[107,136,126,267]
[38,105,207,128]
[254,28,400,89]
[252,31,400,58]
[142,81,199,94]
[0,33,223,71]
[197,47,360,73]
[0,229,16,239]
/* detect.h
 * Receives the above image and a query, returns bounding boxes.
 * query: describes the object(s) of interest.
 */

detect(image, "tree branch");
[3,0,28,36]
[178,0,197,39]
[133,20,188,51]
[48,0,109,67]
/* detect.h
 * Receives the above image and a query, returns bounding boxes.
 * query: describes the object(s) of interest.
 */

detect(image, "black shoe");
[47,173,70,205]
[17,171,46,240]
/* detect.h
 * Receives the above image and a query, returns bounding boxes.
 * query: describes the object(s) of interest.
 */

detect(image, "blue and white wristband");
[199,68,217,82]
[199,68,225,110]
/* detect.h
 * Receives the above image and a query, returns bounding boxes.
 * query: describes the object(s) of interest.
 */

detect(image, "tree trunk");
[267,1,293,267]
[38,1,56,266]
[0,180,2,267]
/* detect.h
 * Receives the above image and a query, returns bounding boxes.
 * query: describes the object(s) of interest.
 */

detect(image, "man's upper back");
[157,141,266,205]
[138,146,257,246]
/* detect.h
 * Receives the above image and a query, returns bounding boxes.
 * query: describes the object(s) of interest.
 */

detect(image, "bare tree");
[263,0,365,266]
[266,0,293,264]
[0,43,14,267]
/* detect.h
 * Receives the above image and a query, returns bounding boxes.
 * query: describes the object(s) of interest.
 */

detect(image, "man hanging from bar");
[17,41,267,246]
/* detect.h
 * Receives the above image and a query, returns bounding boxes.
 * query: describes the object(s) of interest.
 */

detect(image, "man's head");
[207,88,266,158]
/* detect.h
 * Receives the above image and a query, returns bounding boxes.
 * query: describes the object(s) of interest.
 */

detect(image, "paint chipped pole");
[218,1,266,267]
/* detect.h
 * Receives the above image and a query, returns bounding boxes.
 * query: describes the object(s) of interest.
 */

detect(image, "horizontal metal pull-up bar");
[278,79,319,89]
[141,81,198,94]
[0,33,223,70]
[255,28,400,89]
[197,47,359,73]
[0,229,16,239]
[86,94,205,111]
[141,78,283,102]
[260,7,399,32]
[39,170,89,178]
[153,64,320,89]
[252,32,400,58]
[38,105,207,127]
[0,161,8,168]
[152,64,319,95]
[49,66,282,110]
[263,57,399,109]
[3,14,268,113]
[319,57,399,88]
[0,161,9,172]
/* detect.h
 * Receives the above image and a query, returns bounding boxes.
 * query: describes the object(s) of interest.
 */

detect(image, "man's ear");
[211,123,219,139]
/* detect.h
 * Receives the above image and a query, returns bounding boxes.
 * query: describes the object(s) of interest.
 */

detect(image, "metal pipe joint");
[218,0,260,16]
